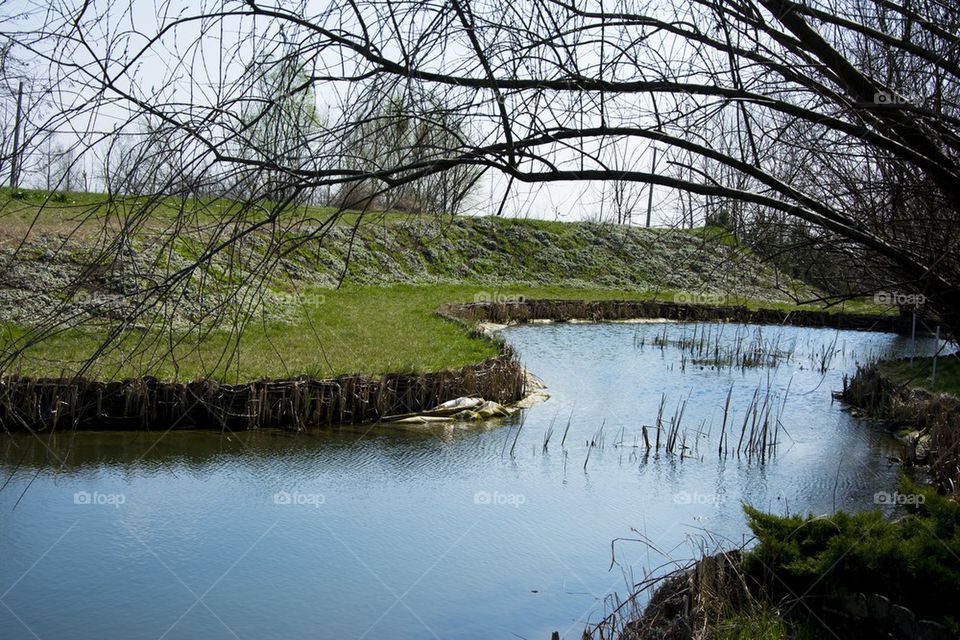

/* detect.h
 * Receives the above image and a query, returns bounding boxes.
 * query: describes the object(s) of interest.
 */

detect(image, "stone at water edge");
[475,400,512,418]
[451,401,513,421]
[423,396,485,416]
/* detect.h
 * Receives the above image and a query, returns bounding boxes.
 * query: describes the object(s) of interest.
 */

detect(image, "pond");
[0,322,935,640]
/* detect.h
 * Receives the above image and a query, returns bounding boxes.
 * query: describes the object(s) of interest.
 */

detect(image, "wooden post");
[9,80,24,189]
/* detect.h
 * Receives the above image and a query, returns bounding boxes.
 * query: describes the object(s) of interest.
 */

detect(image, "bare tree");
[337,85,483,215]
[600,180,642,226]
[0,0,958,367]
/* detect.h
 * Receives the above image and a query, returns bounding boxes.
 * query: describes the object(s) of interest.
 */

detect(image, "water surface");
[0,322,933,639]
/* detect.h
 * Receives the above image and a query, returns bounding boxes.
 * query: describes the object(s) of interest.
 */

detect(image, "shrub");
[742,479,960,628]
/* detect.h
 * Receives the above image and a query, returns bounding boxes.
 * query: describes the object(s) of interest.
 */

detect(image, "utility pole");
[9,80,24,189]
[645,147,658,227]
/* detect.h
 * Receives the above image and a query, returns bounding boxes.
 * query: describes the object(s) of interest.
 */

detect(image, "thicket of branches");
[0,0,958,371]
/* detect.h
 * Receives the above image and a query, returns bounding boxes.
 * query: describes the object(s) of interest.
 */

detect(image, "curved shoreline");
[609,358,959,640]
[0,299,903,433]
[439,298,913,333]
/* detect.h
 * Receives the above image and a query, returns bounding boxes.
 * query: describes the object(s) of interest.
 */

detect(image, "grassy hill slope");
[0,189,876,381]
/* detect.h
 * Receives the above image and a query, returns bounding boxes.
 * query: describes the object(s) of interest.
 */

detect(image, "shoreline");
[840,360,960,495]
[0,299,906,433]
[0,353,527,433]
[440,298,914,333]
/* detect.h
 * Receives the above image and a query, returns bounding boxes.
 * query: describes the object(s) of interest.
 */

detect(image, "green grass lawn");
[878,353,960,397]
[3,284,655,382]
[2,283,891,383]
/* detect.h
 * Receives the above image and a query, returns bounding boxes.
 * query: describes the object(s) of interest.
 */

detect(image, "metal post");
[910,310,916,368]
[932,326,940,387]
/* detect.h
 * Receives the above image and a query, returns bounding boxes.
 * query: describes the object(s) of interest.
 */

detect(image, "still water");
[0,322,933,639]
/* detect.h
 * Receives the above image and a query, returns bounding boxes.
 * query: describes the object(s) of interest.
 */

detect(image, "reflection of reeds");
[509,411,525,457]
[560,408,573,448]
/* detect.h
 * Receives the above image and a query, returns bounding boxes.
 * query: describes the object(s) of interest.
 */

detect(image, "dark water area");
[0,322,936,639]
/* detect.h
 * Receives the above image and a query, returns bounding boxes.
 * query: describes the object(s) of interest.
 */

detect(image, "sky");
[2,0,684,225]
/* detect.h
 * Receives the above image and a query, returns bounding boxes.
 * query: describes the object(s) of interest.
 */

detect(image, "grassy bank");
[877,355,960,397]
[4,283,895,382]
[3,284,508,381]
[1,187,890,383]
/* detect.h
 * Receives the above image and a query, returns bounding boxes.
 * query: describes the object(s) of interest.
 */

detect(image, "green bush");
[743,480,960,628]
